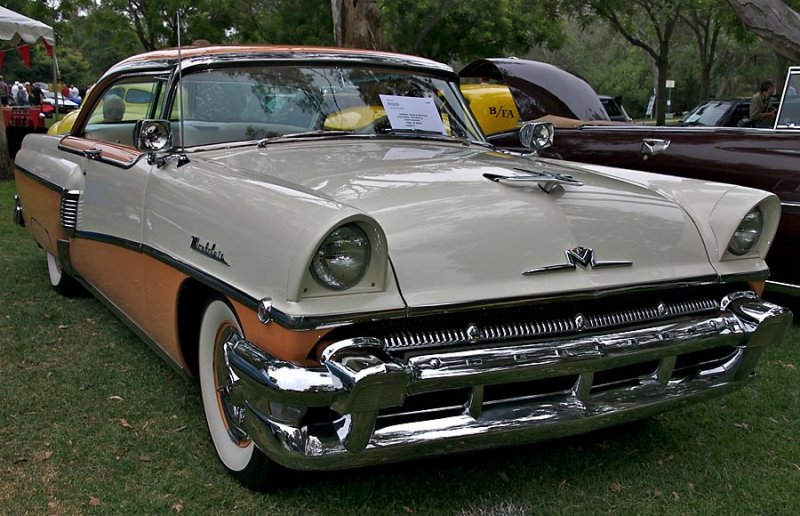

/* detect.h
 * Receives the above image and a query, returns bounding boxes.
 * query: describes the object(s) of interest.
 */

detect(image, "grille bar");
[383,297,718,351]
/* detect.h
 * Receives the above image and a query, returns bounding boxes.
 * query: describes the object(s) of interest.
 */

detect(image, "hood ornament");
[483,167,583,194]
[523,246,632,276]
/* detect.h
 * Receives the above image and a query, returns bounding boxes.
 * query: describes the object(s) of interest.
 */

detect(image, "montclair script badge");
[190,236,230,266]
[523,246,632,276]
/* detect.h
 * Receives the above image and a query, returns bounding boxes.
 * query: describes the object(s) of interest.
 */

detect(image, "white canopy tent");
[0,6,58,115]
[0,7,55,46]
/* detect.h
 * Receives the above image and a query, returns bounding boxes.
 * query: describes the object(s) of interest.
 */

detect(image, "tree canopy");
[1,0,798,125]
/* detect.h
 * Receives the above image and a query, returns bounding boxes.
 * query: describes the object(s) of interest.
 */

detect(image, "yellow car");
[459,82,520,135]
[47,109,80,135]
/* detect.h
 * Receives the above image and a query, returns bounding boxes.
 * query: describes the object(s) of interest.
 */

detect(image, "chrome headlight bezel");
[519,121,554,151]
[310,223,372,291]
[727,207,764,256]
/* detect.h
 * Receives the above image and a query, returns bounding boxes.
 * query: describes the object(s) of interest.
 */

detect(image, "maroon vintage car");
[462,59,800,296]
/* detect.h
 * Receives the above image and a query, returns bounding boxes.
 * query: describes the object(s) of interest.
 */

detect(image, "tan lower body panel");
[14,171,67,256]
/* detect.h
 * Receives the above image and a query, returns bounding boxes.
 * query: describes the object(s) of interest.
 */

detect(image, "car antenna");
[175,11,189,166]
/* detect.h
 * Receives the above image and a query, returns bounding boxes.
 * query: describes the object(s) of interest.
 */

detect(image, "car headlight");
[310,223,371,290]
[519,121,554,150]
[727,207,763,256]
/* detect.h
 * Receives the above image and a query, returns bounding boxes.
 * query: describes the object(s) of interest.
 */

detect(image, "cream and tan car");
[12,46,792,489]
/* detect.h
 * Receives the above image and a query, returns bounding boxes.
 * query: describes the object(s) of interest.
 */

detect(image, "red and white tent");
[0,6,58,115]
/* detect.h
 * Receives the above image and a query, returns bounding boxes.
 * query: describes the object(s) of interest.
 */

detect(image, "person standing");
[0,75,9,106]
[30,82,42,105]
[749,80,777,128]
[11,81,20,104]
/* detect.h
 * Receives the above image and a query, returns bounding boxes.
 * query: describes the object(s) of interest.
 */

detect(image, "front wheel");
[198,299,278,489]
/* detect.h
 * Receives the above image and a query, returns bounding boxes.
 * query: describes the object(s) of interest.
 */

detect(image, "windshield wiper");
[257,130,358,147]
[377,128,470,146]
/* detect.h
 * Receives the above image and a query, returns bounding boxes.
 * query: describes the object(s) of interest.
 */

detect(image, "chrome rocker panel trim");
[225,294,791,471]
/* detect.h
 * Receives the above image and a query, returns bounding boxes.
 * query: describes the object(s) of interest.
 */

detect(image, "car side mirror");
[134,119,173,152]
[519,121,554,151]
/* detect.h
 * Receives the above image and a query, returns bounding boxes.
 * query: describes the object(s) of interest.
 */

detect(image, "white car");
[13,45,792,489]
[40,90,79,111]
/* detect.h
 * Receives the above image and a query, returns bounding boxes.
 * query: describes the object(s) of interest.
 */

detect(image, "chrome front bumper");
[225,294,791,471]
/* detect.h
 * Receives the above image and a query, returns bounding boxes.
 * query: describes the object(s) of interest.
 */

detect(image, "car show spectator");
[30,82,42,105]
[15,82,29,105]
[749,80,777,128]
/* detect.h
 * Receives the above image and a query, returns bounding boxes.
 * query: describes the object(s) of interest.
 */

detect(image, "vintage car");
[13,46,792,489]
[679,96,780,128]
[466,59,800,297]
[599,94,632,123]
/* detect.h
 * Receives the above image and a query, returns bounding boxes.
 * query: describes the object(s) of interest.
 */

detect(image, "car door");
[57,74,167,329]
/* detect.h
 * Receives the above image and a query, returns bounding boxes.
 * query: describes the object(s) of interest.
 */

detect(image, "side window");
[84,77,165,146]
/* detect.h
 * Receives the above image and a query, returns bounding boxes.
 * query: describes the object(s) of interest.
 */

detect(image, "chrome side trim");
[765,280,800,297]
[226,295,791,470]
[65,229,771,331]
[59,190,81,236]
[14,165,63,193]
[781,201,800,209]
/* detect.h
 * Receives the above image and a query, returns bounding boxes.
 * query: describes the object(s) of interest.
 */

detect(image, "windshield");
[680,101,732,126]
[170,65,484,147]
[776,71,800,129]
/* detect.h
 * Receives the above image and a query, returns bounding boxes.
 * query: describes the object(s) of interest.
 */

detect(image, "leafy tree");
[564,0,683,125]
[227,0,335,45]
[381,0,565,63]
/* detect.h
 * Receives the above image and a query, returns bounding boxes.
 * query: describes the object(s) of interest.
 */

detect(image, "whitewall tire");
[46,251,80,296]
[198,299,276,488]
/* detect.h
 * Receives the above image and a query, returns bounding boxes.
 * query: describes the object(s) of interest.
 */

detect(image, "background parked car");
[679,97,780,127]
[599,94,632,122]
[40,90,80,114]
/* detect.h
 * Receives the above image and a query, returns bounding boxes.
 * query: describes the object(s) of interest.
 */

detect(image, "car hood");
[205,140,717,307]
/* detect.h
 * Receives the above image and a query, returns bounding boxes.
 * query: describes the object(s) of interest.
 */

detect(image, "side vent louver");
[60,190,81,235]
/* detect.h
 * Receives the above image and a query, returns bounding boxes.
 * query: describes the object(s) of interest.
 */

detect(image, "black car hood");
[460,58,610,122]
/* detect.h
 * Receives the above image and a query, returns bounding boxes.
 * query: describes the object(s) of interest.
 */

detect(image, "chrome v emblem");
[523,246,632,276]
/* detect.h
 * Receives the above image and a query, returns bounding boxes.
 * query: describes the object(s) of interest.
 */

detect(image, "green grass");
[1,179,799,514]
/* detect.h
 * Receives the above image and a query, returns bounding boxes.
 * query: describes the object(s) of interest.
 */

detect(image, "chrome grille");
[382,297,719,351]
[59,190,80,233]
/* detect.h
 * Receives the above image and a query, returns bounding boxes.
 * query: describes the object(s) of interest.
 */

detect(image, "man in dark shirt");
[749,80,777,128]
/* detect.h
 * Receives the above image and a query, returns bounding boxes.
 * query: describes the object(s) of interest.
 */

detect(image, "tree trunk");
[727,0,800,62]
[0,122,13,181]
[332,0,384,50]
[655,54,669,126]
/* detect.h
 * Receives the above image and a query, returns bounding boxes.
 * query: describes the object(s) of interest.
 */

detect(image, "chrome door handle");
[641,138,670,160]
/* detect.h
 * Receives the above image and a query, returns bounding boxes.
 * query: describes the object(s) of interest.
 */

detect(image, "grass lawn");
[1,179,799,514]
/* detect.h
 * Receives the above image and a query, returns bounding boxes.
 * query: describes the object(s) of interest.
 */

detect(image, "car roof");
[106,44,454,76]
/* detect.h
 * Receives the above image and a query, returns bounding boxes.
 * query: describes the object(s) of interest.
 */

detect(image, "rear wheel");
[198,299,278,489]
[46,251,81,296]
